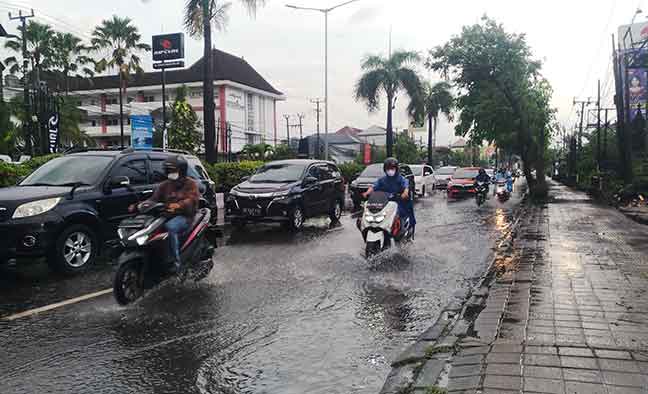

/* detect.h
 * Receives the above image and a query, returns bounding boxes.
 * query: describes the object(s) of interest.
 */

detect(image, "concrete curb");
[378,195,529,394]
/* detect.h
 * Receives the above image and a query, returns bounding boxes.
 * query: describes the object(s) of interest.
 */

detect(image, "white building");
[357,125,387,146]
[64,49,285,152]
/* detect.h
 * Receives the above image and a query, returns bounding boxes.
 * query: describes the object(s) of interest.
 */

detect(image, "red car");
[447,167,481,198]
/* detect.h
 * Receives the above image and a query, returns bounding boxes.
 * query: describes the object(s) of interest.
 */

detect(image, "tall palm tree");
[4,21,55,84]
[51,32,95,95]
[91,16,151,148]
[184,0,265,163]
[355,51,423,157]
[408,81,454,165]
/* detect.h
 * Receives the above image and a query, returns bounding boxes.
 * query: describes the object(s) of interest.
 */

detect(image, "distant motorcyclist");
[129,155,200,273]
[362,157,416,237]
[475,168,491,185]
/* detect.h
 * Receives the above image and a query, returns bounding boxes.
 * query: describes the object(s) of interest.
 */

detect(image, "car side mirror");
[303,176,318,186]
[110,176,131,189]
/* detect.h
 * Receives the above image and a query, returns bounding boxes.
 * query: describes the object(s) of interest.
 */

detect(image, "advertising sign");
[363,143,371,165]
[152,33,185,62]
[619,22,648,123]
[131,115,153,150]
[47,113,60,154]
[153,60,185,70]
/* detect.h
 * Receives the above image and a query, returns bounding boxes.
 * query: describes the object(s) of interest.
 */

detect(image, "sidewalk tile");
[562,368,602,383]
[484,363,521,376]
[601,371,648,387]
[483,374,521,390]
[564,380,607,394]
[523,365,562,380]
[598,358,640,372]
[523,377,565,393]
[558,347,594,357]
[560,356,598,370]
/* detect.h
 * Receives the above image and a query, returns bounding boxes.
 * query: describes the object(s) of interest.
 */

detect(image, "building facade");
[66,49,285,152]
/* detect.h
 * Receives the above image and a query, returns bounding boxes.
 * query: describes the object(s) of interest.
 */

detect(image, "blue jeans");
[165,216,190,267]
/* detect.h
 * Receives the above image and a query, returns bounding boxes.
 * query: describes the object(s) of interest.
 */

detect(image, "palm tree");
[4,21,55,84]
[355,51,423,157]
[51,32,95,95]
[408,81,454,165]
[184,0,266,163]
[91,16,151,148]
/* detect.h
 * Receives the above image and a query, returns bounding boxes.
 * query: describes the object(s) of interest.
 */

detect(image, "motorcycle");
[475,181,488,206]
[495,181,511,202]
[358,191,413,257]
[112,201,215,305]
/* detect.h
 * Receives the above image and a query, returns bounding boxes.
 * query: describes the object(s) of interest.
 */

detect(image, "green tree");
[408,81,455,165]
[184,0,266,163]
[166,86,203,153]
[240,143,274,160]
[355,51,423,157]
[51,32,95,95]
[394,133,420,164]
[0,101,19,156]
[272,143,295,160]
[4,21,55,84]
[91,16,151,147]
[428,17,555,197]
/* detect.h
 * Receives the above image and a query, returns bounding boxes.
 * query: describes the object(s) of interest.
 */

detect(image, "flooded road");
[0,187,524,394]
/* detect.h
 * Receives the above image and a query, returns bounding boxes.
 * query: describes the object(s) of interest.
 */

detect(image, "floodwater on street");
[0,186,524,394]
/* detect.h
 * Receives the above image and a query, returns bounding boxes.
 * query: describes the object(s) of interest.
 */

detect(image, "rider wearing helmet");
[475,168,491,191]
[130,155,200,272]
[362,157,416,236]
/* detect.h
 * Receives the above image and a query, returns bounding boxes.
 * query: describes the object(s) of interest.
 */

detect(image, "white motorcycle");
[495,180,511,202]
[358,191,413,257]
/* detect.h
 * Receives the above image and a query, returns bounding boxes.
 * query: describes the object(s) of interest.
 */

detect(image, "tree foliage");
[354,50,423,157]
[428,16,556,197]
[166,86,203,153]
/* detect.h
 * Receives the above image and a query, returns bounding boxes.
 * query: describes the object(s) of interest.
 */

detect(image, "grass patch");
[425,386,447,394]
[425,345,454,358]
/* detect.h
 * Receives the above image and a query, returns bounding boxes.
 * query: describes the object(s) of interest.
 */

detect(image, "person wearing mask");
[362,157,416,237]
[130,155,200,273]
[475,167,491,192]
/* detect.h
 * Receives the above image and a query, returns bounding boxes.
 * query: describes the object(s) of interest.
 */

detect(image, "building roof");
[335,126,362,137]
[55,49,283,96]
[358,125,386,136]
[451,138,467,148]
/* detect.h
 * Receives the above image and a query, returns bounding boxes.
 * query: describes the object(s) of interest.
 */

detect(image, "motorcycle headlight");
[12,197,61,219]
[136,235,149,246]
[365,215,375,223]
[374,215,386,223]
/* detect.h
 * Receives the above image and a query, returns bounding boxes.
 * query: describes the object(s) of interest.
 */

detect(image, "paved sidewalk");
[439,182,648,393]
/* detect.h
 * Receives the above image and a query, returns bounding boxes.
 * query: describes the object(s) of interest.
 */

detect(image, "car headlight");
[273,190,291,198]
[230,188,241,197]
[12,197,61,219]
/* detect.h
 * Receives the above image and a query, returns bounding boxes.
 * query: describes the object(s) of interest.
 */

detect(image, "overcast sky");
[0,0,642,145]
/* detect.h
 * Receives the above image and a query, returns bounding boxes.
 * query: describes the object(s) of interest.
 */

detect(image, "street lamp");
[286,0,362,161]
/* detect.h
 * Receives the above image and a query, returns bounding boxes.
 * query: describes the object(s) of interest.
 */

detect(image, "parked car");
[434,166,457,190]
[447,167,481,198]
[227,159,345,231]
[0,148,216,274]
[0,155,12,163]
[349,163,417,210]
[409,164,435,197]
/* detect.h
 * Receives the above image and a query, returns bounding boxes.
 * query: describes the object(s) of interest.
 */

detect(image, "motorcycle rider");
[475,168,491,193]
[129,155,200,273]
[362,157,416,237]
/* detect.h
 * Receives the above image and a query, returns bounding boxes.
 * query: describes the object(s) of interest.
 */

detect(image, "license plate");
[242,208,262,216]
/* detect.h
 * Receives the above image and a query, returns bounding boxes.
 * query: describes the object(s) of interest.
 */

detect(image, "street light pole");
[286,0,362,161]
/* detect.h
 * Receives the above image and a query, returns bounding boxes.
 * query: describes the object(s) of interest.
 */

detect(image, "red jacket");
[147,177,200,218]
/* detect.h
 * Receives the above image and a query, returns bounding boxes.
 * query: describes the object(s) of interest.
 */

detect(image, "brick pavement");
[436,182,648,394]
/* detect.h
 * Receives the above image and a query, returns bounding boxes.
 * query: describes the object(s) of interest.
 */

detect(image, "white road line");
[3,288,113,321]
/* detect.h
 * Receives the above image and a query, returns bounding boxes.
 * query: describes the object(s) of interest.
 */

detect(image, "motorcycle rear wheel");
[113,259,144,306]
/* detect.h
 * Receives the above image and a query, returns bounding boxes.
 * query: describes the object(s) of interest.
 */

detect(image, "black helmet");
[383,157,399,174]
[479,168,486,176]
[163,155,188,177]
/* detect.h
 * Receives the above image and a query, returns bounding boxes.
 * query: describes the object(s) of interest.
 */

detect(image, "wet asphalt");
[0,185,525,394]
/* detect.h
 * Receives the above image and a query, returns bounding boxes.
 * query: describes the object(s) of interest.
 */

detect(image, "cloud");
[348,4,384,25]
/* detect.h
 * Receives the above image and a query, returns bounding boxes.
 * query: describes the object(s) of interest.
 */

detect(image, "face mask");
[167,172,180,181]
[386,169,396,177]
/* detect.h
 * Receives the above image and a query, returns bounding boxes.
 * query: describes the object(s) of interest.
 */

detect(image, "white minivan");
[409,164,436,197]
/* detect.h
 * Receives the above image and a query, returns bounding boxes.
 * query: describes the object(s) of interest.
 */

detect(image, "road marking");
[2,288,113,321]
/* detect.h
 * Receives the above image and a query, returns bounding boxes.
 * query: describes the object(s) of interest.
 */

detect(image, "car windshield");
[360,164,384,178]
[410,166,424,176]
[249,163,306,183]
[437,168,456,175]
[21,156,113,186]
[453,169,479,179]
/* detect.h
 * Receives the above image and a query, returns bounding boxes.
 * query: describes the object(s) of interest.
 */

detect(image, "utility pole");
[296,113,305,139]
[574,97,591,183]
[283,114,291,147]
[9,9,34,155]
[596,80,601,170]
[311,98,324,159]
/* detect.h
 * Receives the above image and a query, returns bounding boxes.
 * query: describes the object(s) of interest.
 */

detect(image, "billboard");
[619,22,648,122]
[152,33,185,62]
[47,113,60,154]
[131,115,153,150]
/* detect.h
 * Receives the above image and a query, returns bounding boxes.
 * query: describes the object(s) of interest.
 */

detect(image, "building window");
[247,93,254,131]
[190,91,202,98]
[246,133,256,145]
[107,97,118,105]
[144,95,155,102]
[91,120,97,127]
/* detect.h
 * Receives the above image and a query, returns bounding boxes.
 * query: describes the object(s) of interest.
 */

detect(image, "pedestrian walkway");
[442,181,648,393]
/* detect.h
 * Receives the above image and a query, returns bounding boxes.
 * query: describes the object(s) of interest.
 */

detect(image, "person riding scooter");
[362,157,416,237]
[475,168,491,190]
[129,155,200,273]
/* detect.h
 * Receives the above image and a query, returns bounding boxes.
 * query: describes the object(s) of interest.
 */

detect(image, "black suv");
[0,148,215,274]
[227,160,345,231]
[349,163,417,210]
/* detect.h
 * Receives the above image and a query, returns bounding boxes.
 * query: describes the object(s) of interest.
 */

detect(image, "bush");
[338,162,366,183]
[0,154,61,188]
[203,160,264,192]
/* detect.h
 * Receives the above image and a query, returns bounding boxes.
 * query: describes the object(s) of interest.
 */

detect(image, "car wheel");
[329,199,343,223]
[287,205,304,232]
[49,224,98,275]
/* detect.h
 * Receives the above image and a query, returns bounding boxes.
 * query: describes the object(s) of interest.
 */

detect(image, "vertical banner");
[47,113,60,154]
[130,115,153,150]
[363,143,371,165]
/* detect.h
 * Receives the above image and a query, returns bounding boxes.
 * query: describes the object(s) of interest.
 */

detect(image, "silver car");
[434,166,457,190]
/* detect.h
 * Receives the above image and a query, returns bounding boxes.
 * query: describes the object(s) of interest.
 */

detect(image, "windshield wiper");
[21,182,56,186]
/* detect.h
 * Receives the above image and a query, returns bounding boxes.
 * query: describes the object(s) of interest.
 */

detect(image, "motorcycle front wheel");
[365,241,382,258]
[113,259,144,306]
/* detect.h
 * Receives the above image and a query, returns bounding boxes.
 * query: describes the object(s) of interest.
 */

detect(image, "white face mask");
[386,169,397,177]
[167,172,180,181]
